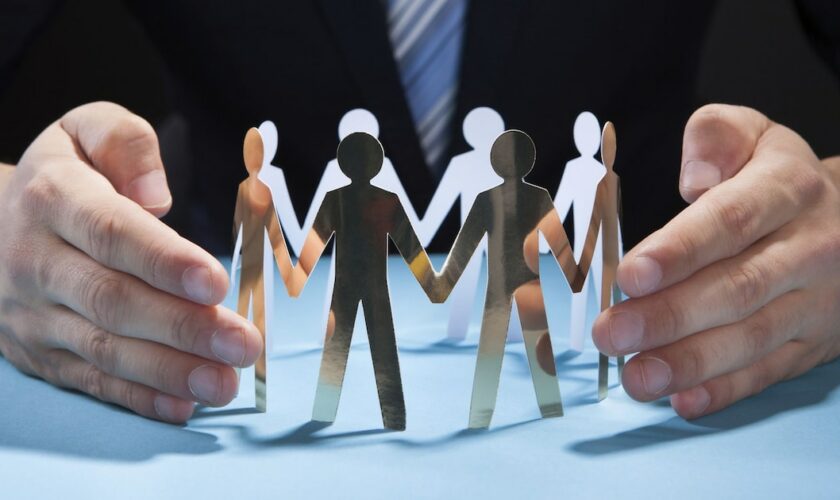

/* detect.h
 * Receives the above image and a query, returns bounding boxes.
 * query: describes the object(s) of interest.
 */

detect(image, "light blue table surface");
[1,256,838,499]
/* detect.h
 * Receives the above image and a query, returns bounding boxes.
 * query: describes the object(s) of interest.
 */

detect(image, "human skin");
[592,104,840,419]
[0,102,263,424]
[1,101,837,424]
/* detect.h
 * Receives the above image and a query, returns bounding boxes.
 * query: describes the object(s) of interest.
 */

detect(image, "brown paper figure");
[579,122,625,400]
[232,127,294,412]
[276,132,438,431]
[434,130,596,429]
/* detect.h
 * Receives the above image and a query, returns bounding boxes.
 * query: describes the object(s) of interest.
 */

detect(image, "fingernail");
[188,365,223,404]
[127,170,171,209]
[211,328,246,366]
[182,265,214,304]
[632,256,662,295]
[681,161,721,192]
[153,393,191,423]
[639,357,671,395]
[608,311,644,352]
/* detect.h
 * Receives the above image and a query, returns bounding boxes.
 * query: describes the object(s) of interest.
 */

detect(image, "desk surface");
[1,256,838,499]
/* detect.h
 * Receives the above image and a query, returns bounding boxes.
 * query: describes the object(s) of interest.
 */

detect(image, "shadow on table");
[199,417,543,450]
[569,359,840,456]
[0,362,222,462]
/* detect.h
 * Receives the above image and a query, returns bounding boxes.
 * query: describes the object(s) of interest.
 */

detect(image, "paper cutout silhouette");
[418,107,523,343]
[539,111,605,353]
[587,122,625,400]
[232,127,298,412]
[274,132,439,431]
[261,110,422,346]
[434,130,596,429]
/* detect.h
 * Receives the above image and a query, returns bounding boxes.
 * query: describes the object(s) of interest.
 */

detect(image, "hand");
[593,104,840,418]
[0,102,263,423]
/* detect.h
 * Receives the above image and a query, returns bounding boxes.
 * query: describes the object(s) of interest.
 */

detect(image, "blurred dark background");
[1,0,838,166]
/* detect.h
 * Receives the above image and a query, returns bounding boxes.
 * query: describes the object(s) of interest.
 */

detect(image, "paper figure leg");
[318,255,337,345]
[238,276,267,412]
[468,293,513,429]
[569,234,603,352]
[446,250,523,343]
[312,295,359,424]
[514,280,563,418]
[362,295,406,431]
[445,249,482,341]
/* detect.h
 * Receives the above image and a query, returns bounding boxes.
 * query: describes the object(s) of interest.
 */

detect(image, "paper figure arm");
[416,162,460,246]
[279,196,334,297]
[389,200,441,302]
[435,196,487,302]
[553,167,576,222]
[576,180,607,288]
[538,202,584,292]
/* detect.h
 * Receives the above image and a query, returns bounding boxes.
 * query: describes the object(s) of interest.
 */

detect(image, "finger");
[45,306,240,406]
[669,340,816,419]
[36,242,261,367]
[617,139,824,297]
[60,101,172,216]
[41,349,196,423]
[21,160,229,305]
[679,104,772,202]
[595,229,803,356]
[620,290,811,401]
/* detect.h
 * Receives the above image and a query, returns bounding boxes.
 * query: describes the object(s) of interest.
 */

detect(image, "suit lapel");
[315,0,436,207]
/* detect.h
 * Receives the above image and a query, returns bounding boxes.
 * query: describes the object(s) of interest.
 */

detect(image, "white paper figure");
[417,107,522,342]
[541,111,609,351]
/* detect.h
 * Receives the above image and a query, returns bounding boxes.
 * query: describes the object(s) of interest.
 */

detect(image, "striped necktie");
[387,0,467,175]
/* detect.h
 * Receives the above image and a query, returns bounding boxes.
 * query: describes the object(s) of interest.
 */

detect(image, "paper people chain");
[232,116,623,429]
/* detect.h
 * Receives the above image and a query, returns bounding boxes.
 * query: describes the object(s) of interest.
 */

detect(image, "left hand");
[592,104,840,418]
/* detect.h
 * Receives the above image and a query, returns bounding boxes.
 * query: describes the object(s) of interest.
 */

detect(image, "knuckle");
[78,205,123,264]
[655,294,686,340]
[81,326,118,374]
[3,240,37,289]
[20,170,63,218]
[169,306,200,352]
[725,261,768,312]
[710,197,754,250]
[78,270,127,327]
[120,382,143,413]
[96,115,157,162]
[151,353,175,392]
[680,345,709,383]
[142,242,173,287]
[742,310,774,357]
[81,364,107,401]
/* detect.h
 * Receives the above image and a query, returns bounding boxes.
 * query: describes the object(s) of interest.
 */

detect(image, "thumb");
[60,101,172,217]
[680,104,772,203]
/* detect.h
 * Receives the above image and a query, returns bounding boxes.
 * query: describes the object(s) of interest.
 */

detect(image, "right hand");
[0,102,263,423]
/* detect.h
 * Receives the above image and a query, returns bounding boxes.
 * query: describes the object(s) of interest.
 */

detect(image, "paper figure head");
[339,109,380,140]
[337,132,384,182]
[573,111,601,158]
[490,130,535,179]
[243,127,264,176]
[463,107,505,150]
[601,121,617,172]
[258,120,278,167]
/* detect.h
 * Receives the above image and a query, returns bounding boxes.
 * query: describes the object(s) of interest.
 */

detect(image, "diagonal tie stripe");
[388,0,467,174]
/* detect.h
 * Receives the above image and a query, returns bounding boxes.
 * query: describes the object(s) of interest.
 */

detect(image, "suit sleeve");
[794,0,840,80]
[0,1,66,95]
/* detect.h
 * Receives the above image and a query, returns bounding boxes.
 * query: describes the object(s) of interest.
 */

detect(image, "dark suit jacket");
[3,1,839,253]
